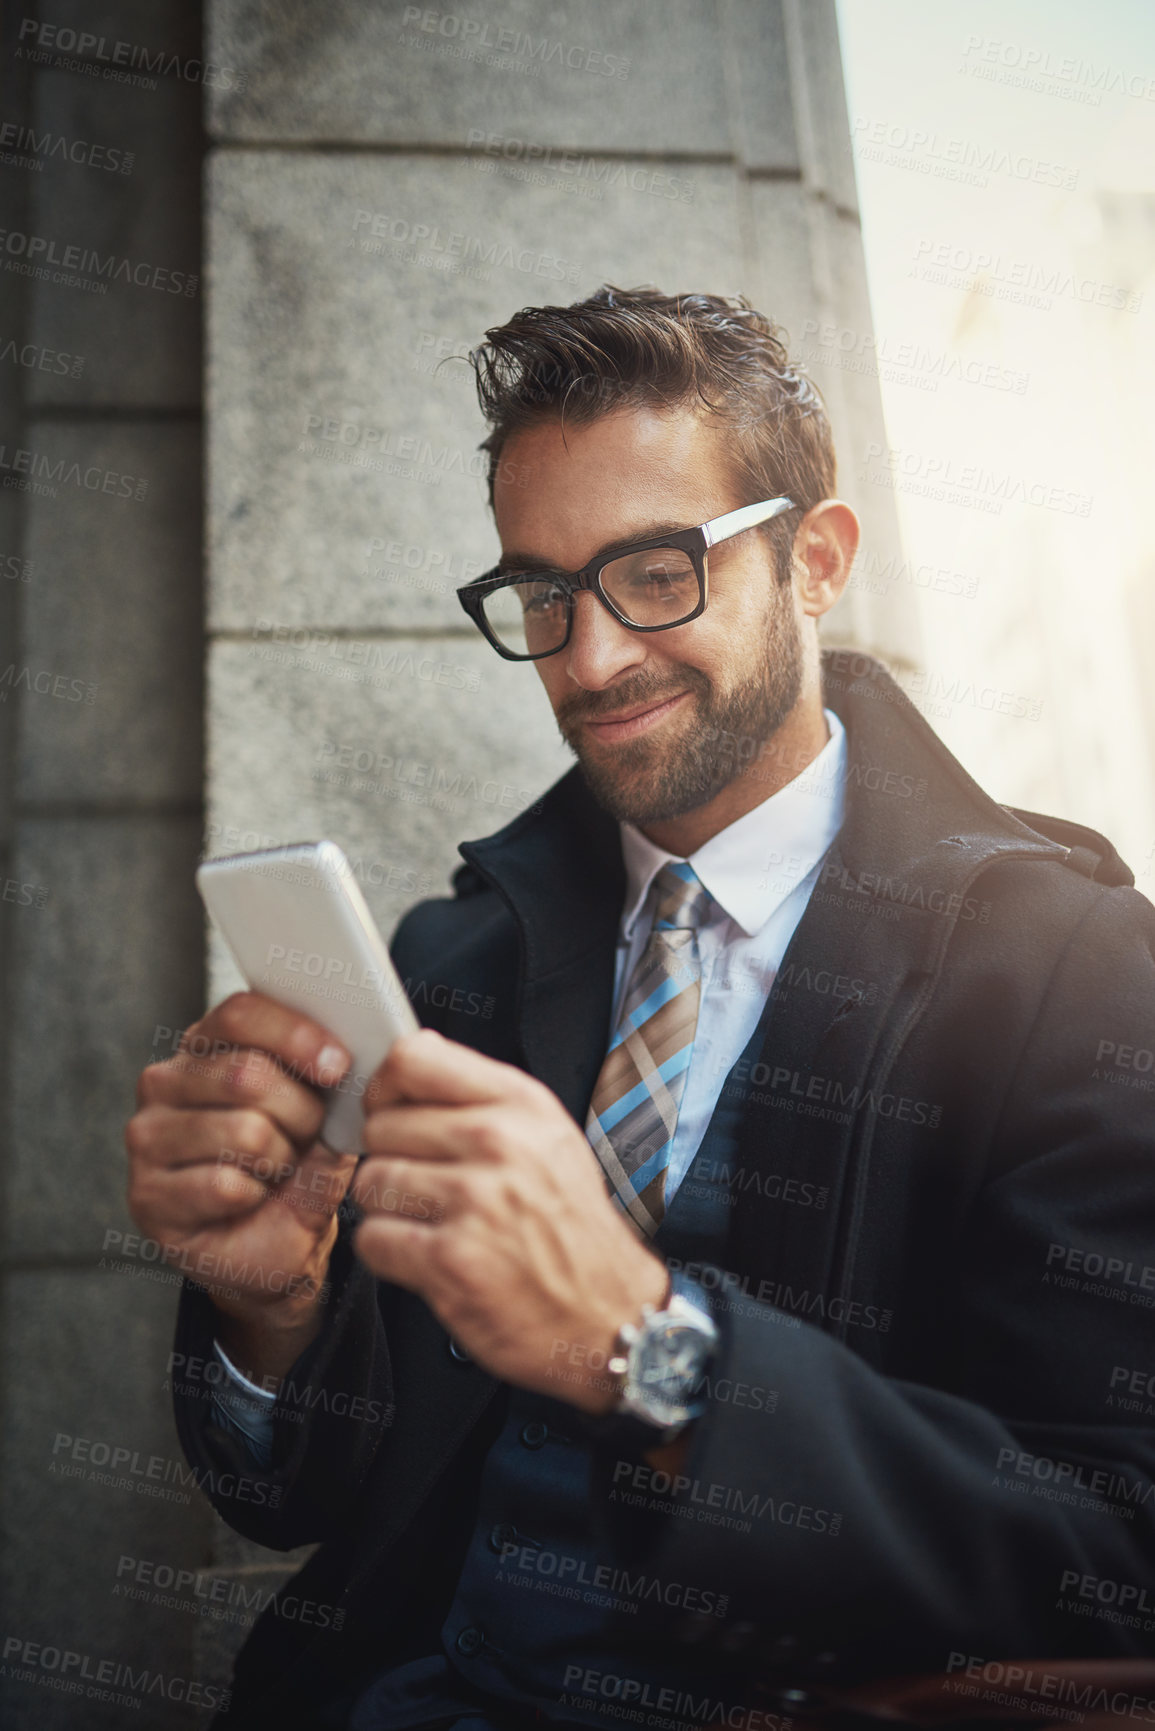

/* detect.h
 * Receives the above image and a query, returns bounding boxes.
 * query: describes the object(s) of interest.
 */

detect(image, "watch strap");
[576,1272,718,1453]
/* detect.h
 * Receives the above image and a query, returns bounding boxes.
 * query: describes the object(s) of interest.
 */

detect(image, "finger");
[352,1213,434,1290]
[140,1049,326,1148]
[292,1139,360,1188]
[279,1143,359,1216]
[351,1155,451,1221]
[130,1158,272,1234]
[360,1102,485,1163]
[126,1102,301,1182]
[365,1027,537,1112]
[185,991,352,1088]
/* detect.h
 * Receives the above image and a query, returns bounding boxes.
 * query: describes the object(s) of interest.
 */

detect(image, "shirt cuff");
[210,1338,277,1468]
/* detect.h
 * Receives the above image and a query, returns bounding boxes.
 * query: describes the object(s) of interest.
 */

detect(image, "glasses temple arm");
[701,495,796,549]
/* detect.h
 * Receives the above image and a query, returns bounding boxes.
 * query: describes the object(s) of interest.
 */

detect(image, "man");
[125,287,1155,1730]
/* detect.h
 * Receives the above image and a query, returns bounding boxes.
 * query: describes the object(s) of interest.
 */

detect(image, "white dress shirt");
[211,710,848,1445]
[611,708,847,1201]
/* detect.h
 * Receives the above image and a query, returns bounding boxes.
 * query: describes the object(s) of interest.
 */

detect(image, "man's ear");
[792,500,860,619]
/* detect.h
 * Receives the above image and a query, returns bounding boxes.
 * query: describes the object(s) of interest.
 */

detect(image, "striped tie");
[585,861,712,1238]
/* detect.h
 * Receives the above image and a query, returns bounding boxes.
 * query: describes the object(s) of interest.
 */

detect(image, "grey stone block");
[24,69,201,408]
[0,492,20,854]
[743,175,819,356]
[4,816,204,1262]
[204,635,571,995]
[0,1268,210,1730]
[206,150,742,634]
[786,0,860,216]
[15,2,201,59]
[742,178,883,489]
[207,0,729,153]
[802,204,919,666]
[765,188,879,471]
[16,420,203,804]
[743,184,918,667]
[726,0,798,172]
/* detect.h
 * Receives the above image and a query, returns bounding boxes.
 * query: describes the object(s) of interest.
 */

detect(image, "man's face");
[492,405,804,827]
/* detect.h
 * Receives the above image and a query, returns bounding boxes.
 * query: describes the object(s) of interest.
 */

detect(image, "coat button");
[520,1421,549,1449]
[455,1625,483,1656]
[447,1337,472,1361]
[767,1687,814,1711]
[489,1522,519,1554]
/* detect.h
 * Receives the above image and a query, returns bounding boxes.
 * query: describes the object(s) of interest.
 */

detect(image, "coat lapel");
[721,653,1067,1319]
[459,768,625,1122]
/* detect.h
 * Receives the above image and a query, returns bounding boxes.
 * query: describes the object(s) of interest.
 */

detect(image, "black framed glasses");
[456,495,798,661]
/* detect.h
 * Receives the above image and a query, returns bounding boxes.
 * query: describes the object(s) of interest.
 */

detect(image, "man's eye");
[519,583,565,614]
[606,550,696,587]
[624,564,692,592]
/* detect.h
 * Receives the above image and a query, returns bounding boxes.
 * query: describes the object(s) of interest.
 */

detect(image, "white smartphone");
[195,840,419,1155]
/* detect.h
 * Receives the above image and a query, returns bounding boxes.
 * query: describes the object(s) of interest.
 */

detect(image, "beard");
[555,591,804,827]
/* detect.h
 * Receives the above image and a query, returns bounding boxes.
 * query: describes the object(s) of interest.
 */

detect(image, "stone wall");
[0,4,211,1726]
[0,2,910,1721]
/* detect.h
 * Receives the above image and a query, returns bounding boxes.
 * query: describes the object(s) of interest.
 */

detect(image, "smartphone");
[195,840,419,1154]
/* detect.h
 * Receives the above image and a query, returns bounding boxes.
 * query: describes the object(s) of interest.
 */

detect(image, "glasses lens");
[480,576,569,658]
[600,546,699,626]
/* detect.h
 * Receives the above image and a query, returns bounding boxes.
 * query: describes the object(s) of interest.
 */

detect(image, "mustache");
[556,670,709,730]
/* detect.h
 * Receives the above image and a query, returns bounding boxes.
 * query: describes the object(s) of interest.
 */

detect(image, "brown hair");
[469,284,836,577]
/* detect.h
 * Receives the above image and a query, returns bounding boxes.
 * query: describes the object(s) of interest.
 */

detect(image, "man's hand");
[351,1029,669,1412]
[125,992,358,1385]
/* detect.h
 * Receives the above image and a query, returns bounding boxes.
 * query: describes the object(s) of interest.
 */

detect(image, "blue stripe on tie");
[606,971,684,1051]
[595,1073,654,1135]
[628,1142,674,1195]
[593,1045,694,1136]
[656,1043,694,1086]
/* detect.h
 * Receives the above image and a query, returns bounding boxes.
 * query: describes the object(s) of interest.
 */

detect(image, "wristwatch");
[586,1271,719,1450]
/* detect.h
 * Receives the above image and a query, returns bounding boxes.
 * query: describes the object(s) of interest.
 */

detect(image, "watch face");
[636,1321,710,1408]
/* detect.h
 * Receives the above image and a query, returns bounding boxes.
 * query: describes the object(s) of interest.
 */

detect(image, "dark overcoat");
[173,653,1155,1727]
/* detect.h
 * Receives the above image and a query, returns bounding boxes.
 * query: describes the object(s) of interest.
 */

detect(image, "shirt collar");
[618,709,847,941]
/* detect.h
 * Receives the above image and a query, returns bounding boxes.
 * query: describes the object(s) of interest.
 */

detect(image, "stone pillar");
[0,5,211,1726]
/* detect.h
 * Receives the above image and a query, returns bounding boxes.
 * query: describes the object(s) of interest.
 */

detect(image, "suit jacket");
[172,652,1155,1728]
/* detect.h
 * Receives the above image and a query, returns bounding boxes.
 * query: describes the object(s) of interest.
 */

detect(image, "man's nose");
[562,590,647,689]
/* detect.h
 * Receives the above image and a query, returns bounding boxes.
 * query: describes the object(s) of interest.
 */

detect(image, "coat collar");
[818,651,1067,889]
